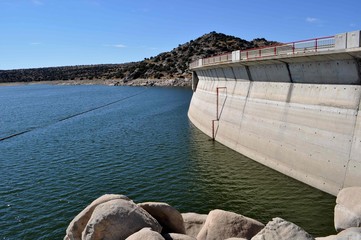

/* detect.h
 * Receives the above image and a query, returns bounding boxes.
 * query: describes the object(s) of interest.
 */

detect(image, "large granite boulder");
[82,199,162,240]
[197,209,264,240]
[162,233,196,240]
[181,213,208,238]
[251,217,314,240]
[126,228,165,240]
[335,187,361,231]
[316,227,361,240]
[333,227,361,239]
[315,236,336,240]
[139,202,186,234]
[64,194,130,240]
[224,238,247,240]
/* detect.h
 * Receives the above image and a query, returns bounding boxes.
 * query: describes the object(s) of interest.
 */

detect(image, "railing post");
[274,46,277,56]
[293,42,295,54]
[315,38,318,52]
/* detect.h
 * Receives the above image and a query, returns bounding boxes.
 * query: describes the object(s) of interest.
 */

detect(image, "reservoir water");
[0,84,335,239]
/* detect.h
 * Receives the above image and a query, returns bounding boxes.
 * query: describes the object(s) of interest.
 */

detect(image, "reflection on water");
[187,124,335,236]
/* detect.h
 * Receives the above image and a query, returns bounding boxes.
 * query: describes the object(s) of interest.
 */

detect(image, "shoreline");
[0,78,192,88]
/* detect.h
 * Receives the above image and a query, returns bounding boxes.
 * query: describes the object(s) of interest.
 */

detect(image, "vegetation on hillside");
[0,32,276,84]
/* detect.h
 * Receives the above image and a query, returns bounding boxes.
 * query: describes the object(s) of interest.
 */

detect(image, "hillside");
[0,32,276,86]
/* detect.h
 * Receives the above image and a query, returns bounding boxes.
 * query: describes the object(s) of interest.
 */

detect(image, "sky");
[0,0,360,70]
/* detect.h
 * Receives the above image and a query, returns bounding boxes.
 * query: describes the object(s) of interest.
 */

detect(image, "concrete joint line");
[245,66,253,81]
[230,67,237,81]
[235,80,254,145]
[347,54,361,84]
[341,90,361,189]
[277,60,294,83]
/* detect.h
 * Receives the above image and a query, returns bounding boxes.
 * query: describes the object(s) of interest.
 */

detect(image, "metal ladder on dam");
[212,86,227,140]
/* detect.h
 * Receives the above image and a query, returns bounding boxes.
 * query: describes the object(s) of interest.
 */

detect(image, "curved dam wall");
[188,55,361,196]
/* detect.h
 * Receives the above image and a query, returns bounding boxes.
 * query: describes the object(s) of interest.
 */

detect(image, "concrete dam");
[188,31,361,196]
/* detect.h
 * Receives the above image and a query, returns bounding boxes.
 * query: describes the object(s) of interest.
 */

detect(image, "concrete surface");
[188,50,361,195]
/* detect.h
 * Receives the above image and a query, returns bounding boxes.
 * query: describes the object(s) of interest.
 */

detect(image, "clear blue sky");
[0,0,360,70]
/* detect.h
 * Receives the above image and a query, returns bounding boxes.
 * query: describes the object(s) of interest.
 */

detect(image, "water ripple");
[0,85,336,239]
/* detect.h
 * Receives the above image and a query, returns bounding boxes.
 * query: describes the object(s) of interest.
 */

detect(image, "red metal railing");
[189,60,200,68]
[190,35,335,68]
[202,53,232,65]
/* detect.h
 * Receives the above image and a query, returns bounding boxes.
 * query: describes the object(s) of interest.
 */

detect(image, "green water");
[0,84,335,239]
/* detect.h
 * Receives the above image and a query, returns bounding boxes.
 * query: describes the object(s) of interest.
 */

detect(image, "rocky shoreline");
[0,78,192,88]
[115,78,191,87]
[64,187,361,240]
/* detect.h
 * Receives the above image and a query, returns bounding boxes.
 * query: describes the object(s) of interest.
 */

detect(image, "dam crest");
[188,30,361,196]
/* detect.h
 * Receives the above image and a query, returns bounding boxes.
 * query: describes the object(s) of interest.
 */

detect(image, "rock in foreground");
[316,227,361,240]
[182,213,208,238]
[197,209,264,240]
[64,194,130,240]
[64,189,361,240]
[126,228,164,240]
[138,202,186,234]
[251,217,314,240]
[334,187,361,232]
[162,233,197,240]
[82,199,162,240]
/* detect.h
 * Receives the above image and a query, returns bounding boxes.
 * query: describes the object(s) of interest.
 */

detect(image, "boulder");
[334,227,361,239]
[64,194,130,240]
[335,187,361,231]
[139,202,185,234]
[197,209,264,240]
[181,213,207,238]
[315,236,336,240]
[251,217,314,240]
[162,233,196,240]
[126,228,165,240]
[317,227,361,240]
[224,238,247,240]
[82,199,162,240]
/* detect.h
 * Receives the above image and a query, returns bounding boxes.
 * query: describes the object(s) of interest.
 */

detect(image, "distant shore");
[0,78,192,88]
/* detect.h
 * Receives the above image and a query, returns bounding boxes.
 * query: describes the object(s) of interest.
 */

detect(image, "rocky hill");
[0,32,276,86]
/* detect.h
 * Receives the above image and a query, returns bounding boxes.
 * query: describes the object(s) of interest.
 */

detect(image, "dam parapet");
[190,30,361,69]
[188,31,361,196]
